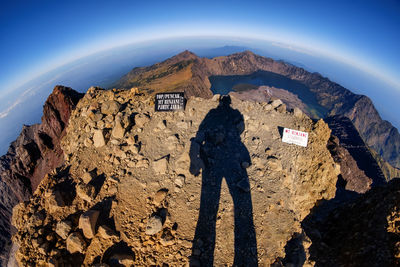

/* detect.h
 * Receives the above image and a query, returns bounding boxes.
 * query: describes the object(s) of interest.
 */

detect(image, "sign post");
[282,128,309,147]
[155,92,185,112]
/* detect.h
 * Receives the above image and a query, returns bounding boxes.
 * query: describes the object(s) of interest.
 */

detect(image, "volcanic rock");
[79,210,100,239]
[66,232,86,254]
[93,129,106,148]
[145,215,163,235]
[55,220,72,240]
[0,86,82,263]
[76,183,96,202]
[101,101,121,115]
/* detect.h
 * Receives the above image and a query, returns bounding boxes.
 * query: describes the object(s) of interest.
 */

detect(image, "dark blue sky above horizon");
[1,0,400,94]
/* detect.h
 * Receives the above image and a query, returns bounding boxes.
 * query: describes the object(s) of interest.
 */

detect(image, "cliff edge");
[0,86,83,264]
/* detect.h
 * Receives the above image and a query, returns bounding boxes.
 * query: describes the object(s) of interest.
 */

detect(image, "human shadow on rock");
[189,95,258,266]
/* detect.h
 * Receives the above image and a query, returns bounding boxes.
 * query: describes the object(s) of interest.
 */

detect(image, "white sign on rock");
[282,128,309,147]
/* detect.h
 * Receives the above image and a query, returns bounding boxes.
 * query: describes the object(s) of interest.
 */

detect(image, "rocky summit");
[11,87,340,266]
[3,51,400,266]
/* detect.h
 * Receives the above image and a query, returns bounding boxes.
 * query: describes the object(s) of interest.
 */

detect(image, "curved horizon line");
[2,31,400,96]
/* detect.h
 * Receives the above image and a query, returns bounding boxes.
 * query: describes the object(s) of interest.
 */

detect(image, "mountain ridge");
[115,50,400,169]
[0,86,83,264]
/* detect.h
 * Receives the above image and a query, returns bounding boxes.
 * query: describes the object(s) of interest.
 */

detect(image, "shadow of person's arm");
[189,132,205,176]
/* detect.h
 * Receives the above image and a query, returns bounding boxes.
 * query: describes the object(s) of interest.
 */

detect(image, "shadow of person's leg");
[227,173,258,267]
[191,169,223,266]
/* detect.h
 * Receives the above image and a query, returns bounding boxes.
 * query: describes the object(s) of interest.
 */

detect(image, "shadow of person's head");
[218,95,232,107]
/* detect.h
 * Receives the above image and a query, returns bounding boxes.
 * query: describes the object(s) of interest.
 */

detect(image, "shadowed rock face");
[0,86,83,264]
[115,50,400,169]
[325,116,386,192]
[302,178,400,267]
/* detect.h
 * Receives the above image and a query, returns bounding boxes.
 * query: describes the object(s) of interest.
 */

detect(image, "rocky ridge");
[0,86,83,264]
[325,116,386,190]
[115,51,400,169]
[12,87,340,266]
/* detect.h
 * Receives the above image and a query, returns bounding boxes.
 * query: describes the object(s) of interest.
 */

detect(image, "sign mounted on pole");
[155,92,185,112]
[282,128,309,147]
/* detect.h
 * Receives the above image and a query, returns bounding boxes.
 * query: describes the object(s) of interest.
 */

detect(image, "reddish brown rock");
[0,86,83,263]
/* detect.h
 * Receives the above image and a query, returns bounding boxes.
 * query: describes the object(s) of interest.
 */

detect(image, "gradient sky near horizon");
[1,0,400,94]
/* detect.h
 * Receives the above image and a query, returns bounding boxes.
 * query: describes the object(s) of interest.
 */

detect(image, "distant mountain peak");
[171,50,199,61]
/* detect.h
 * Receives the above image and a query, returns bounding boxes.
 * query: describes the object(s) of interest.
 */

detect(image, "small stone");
[46,233,56,242]
[109,254,135,266]
[270,99,283,108]
[82,171,95,184]
[79,210,100,239]
[47,191,65,213]
[108,176,119,183]
[176,121,188,129]
[32,238,42,248]
[212,94,221,102]
[153,157,168,174]
[76,183,96,202]
[145,215,163,235]
[38,242,49,255]
[160,230,174,246]
[66,232,86,254]
[157,120,166,130]
[83,138,92,147]
[110,139,119,145]
[174,175,185,188]
[112,116,125,139]
[11,202,27,229]
[136,158,149,168]
[29,211,46,226]
[153,189,168,206]
[97,120,105,129]
[130,87,139,95]
[101,101,121,115]
[129,145,139,154]
[91,113,103,122]
[93,129,106,147]
[293,107,303,118]
[98,225,117,239]
[50,249,61,257]
[56,220,72,240]
[263,104,273,111]
[275,104,287,113]
[135,113,150,128]
[268,157,282,171]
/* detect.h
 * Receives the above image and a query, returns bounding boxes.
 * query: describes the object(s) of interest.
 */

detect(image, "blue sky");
[1,0,400,94]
